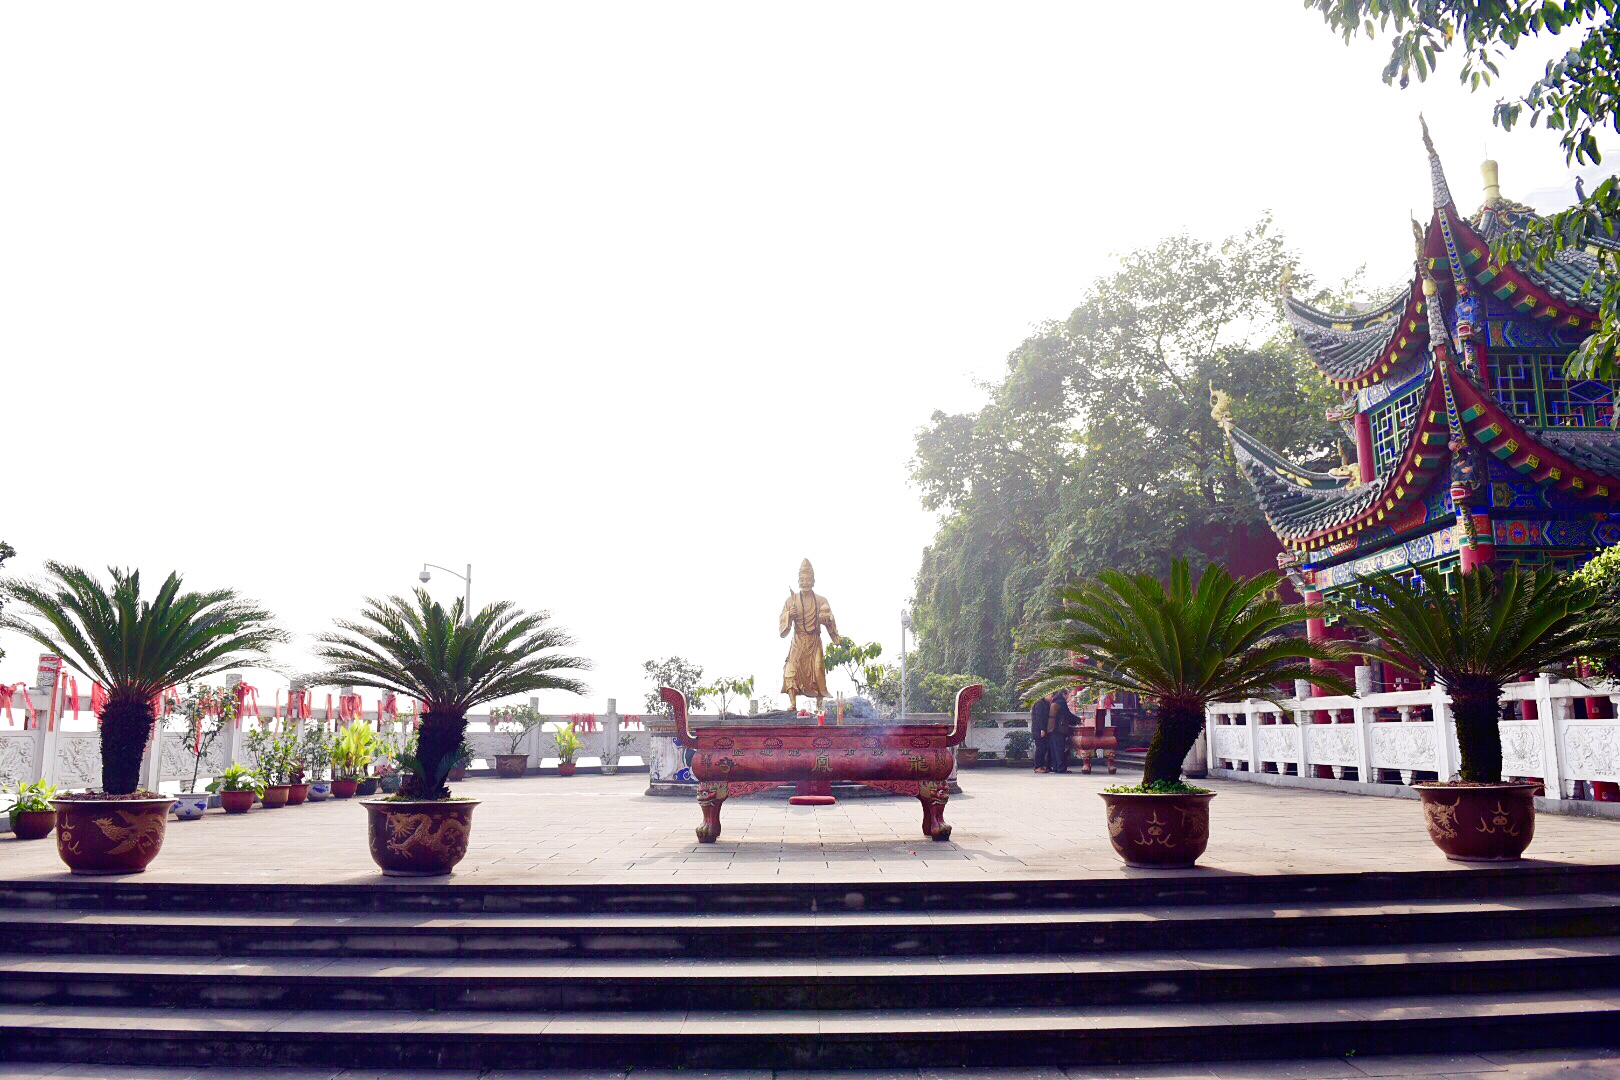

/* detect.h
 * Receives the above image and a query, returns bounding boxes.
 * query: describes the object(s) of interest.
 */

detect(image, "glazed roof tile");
[1227,425,1386,539]
[1282,289,1414,382]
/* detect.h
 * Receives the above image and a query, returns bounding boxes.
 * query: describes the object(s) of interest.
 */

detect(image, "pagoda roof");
[1282,285,1428,387]
[1227,369,1443,543]
[1469,201,1608,310]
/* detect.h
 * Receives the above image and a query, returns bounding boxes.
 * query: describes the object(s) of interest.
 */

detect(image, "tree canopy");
[1305,0,1620,381]
[905,219,1341,706]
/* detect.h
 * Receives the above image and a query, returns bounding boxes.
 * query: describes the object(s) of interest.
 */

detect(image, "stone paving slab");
[4,769,1620,885]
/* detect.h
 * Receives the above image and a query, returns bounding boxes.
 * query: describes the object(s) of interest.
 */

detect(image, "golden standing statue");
[780,559,840,711]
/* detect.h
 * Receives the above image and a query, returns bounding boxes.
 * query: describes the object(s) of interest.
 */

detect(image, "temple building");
[1227,122,1620,651]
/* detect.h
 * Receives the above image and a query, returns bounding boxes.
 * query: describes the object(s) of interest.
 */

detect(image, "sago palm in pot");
[1338,563,1615,860]
[0,563,283,872]
[311,588,588,875]
[1021,559,1352,866]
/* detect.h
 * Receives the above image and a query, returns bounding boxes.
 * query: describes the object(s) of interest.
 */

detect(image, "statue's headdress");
[798,558,814,586]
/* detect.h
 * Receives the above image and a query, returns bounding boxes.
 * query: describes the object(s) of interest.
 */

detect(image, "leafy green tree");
[1022,561,1352,787]
[822,637,885,699]
[0,564,285,794]
[700,675,755,719]
[1341,565,1616,783]
[1305,0,1620,381]
[909,219,1340,700]
[312,590,589,800]
[643,656,705,715]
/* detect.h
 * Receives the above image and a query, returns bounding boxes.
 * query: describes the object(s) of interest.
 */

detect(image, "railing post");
[528,695,544,772]
[1204,706,1218,773]
[1432,681,1455,781]
[1352,699,1373,785]
[603,698,621,772]
[33,687,55,787]
[1534,675,1565,801]
[1243,699,1260,774]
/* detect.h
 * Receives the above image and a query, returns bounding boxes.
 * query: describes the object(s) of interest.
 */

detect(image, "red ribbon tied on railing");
[59,674,81,730]
[235,683,258,728]
[0,683,36,728]
[338,693,362,725]
[90,682,109,720]
[379,692,397,729]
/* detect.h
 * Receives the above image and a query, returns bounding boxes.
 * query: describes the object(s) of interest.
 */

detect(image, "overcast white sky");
[1,2,1613,712]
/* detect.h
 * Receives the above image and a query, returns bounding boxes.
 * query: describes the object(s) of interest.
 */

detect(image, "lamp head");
[418,570,431,584]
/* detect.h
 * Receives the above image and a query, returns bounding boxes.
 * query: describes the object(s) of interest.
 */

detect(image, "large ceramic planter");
[308,782,332,801]
[494,754,527,778]
[172,794,210,821]
[356,777,379,797]
[558,761,577,777]
[51,796,177,875]
[378,774,402,794]
[956,747,980,769]
[447,768,467,782]
[1414,782,1537,862]
[262,784,291,808]
[286,783,311,806]
[363,798,480,877]
[10,809,57,840]
[331,779,359,799]
[219,790,255,814]
[1099,791,1215,869]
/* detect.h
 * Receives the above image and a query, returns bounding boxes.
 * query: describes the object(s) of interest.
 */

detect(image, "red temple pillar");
[1353,412,1375,484]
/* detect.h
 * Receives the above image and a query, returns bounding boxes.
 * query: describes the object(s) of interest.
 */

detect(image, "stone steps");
[4,991,1619,1070]
[5,868,1620,1069]
[6,893,1618,959]
[5,938,1620,1013]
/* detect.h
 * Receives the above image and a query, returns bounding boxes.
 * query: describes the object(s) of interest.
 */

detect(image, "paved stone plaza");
[7,767,1620,884]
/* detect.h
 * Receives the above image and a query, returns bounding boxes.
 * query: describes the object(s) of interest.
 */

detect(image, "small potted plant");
[447,737,474,782]
[375,733,405,794]
[601,731,634,776]
[1002,728,1034,765]
[247,728,298,807]
[173,682,231,821]
[330,723,377,798]
[301,726,334,800]
[491,703,542,778]
[286,751,311,805]
[8,779,59,840]
[207,763,266,814]
[552,722,584,776]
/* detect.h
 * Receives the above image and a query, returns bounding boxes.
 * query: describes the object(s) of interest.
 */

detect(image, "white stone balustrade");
[1205,676,1620,801]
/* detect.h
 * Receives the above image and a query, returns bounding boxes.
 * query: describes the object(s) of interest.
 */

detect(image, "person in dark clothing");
[1047,691,1078,774]
[1030,694,1053,773]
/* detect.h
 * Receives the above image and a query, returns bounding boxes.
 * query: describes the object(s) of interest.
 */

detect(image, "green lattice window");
[1369,386,1423,475]
[1489,351,1613,428]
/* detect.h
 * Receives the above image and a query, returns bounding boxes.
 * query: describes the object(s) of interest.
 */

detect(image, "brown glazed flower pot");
[356,777,379,796]
[1100,791,1215,868]
[494,754,528,778]
[331,779,359,799]
[262,784,291,808]
[363,798,480,877]
[219,790,255,814]
[558,761,577,777]
[1414,781,1537,862]
[51,796,177,875]
[447,768,467,782]
[286,783,311,806]
[956,747,980,768]
[11,809,57,840]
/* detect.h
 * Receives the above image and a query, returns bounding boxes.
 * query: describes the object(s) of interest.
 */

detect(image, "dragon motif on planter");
[385,812,470,861]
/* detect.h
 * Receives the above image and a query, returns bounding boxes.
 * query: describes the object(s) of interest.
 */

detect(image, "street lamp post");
[419,562,472,613]
[899,609,912,719]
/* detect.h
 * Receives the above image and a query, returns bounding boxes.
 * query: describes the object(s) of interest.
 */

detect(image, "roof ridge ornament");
[1277,266,1293,298]
[1420,114,1453,209]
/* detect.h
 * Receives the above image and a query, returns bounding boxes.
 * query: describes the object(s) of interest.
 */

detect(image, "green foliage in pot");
[643,656,705,715]
[207,763,267,798]
[1339,564,1618,783]
[312,589,590,800]
[299,726,333,782]
[0,564,285,795]
[1022,560,1353,788]
[451,737,475,771]
[245,727,300,785]
[551,722,584,764]
[1003,729,1034,762]
[491,703,544,755]
[699,675,755,719]
[7,779,57,822]
[331,723,379,780]
[173,683,234,794]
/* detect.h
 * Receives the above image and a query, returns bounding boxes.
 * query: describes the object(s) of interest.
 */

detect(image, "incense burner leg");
[697,782,728,844]
[918,779,951,842]
[1105,747,1117,774]
[1079,747,1093,775]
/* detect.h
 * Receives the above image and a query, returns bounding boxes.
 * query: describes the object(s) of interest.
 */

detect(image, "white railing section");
[1205,676,1620,800]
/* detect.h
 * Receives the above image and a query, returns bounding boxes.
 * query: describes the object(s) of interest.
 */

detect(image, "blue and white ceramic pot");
[172,793,210,821]
[308,782,332,801]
